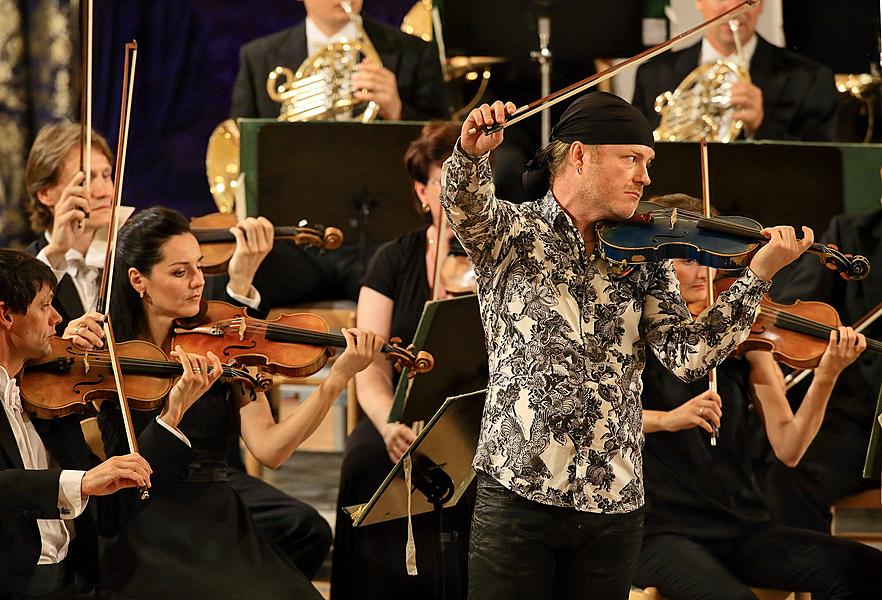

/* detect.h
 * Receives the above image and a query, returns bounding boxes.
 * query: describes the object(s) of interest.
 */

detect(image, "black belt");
[177,458,229,483]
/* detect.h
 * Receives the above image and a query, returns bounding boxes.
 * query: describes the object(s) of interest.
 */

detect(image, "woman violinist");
[331,121,471,600]
[634,194,882,600]
[68,206,382,599]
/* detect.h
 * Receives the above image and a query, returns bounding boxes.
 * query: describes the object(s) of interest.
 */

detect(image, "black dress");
[97,386,322,600]
[330,228,471,600]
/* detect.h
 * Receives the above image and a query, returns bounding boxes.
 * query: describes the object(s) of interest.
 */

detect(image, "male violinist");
[441,92,816,599]
[0,249,155,598]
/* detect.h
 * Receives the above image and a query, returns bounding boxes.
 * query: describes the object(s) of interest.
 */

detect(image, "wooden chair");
[830,487,882,543]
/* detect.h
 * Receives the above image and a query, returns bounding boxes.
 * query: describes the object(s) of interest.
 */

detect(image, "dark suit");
[632,35,838,142]
[0,404,190,597]
[230,16,449,121]
[765,209,882,532]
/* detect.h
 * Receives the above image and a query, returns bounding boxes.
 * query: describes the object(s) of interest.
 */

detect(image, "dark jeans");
[634,526,882,600]
[469,473,644,600]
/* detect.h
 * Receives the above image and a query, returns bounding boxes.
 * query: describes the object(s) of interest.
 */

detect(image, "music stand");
[238,119,433,248]
[863,383,882,479]
[345,389,486,600]
[389,294,488,424]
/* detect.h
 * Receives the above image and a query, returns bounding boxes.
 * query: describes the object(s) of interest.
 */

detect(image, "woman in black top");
[331,122,471,599]
[634,195,882,600]
[70,206,382,599]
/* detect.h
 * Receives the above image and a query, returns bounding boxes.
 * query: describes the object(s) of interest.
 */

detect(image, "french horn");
[266,1,382,123]
[653,20,751,143]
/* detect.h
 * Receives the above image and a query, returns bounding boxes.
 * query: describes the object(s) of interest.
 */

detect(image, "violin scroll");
[387,337,435,378]
[815,244,870,281]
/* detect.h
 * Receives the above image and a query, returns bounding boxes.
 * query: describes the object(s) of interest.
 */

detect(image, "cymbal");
[835,73,882,99]
[446,56,507,80]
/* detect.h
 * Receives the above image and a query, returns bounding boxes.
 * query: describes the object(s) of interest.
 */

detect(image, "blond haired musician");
[632,0,838,141]
[230,0,449,121]
[443,91,815,599]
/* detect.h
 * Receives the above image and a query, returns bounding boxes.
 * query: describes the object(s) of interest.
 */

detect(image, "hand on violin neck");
[460,100,517,157]
[815,326,866,380]
[748,225,814,281]
[227,216,275,296]
[329,328,385,386]
[162,346,221,428]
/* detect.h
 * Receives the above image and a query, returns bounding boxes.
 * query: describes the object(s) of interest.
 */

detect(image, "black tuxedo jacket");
[632,35,838,142]
[0,408,194,596]
[230,16,449,120]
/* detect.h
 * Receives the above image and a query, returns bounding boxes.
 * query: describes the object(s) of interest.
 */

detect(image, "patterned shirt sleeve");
[439,141,517,271]
[641,261,772,382]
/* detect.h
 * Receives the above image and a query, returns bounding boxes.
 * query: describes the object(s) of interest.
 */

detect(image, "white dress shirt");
[700,34,758,69]
[0,366,87,565]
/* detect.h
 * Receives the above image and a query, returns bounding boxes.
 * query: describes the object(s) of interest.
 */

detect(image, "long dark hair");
[108,207,192,342]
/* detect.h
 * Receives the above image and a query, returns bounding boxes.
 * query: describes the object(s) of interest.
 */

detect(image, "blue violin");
[595,201,870,280]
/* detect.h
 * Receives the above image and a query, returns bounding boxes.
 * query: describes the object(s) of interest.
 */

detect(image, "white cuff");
[155,415,192,448]
[58,470,88,519]
[35,247,69,282]
[226,283,262,310]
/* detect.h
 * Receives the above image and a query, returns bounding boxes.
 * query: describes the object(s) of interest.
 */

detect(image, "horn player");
[632,0,838,141]
[230,0,449,122]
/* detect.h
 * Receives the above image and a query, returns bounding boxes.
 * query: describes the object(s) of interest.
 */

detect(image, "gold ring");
[699,406,704,416]
[74,324,82,334]
[192,367,202,374]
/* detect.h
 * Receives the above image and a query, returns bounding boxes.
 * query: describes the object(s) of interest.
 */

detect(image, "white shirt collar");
[700,34,758,69]
[0,365,20,411]
[305,16,360,58]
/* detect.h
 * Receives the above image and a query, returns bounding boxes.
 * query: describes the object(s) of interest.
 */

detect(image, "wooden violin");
[596,201,871,281]
[190,212,344,274]
[713,278,880,370]
[172,301,435,379]
[19,337,271,420]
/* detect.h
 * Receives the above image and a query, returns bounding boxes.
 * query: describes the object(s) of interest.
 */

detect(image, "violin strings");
[40,354,249,379]
[759,306,882,353]
[227,318,398,354]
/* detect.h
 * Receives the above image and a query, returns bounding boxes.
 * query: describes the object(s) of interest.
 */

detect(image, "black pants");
[226,467,332,578]
[468,473,644,600]
[634,525,882,600]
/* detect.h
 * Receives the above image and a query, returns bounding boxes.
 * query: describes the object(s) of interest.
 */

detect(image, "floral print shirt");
[440,143,771,513]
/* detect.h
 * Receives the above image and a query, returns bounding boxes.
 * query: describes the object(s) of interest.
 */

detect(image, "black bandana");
[522,91,654,200]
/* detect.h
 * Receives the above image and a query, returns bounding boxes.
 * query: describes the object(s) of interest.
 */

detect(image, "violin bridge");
[84,351,90,373]
[236,319,246,341]
[670,208,678,230]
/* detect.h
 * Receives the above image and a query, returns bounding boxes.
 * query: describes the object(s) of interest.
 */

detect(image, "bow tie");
[1,378,21,412]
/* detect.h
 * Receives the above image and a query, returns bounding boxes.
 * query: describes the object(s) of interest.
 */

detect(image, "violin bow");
[97,40,148,500]
[79,0,93,216]
[700,139,719,447]
[784,299,882,391]
[471,0,759,136]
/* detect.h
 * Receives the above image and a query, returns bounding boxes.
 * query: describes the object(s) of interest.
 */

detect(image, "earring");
[577,166,583,175]
[139,290,145,298]
[422,203,431,214]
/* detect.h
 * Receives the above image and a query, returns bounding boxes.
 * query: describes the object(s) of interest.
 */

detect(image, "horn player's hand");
[730,81,764,137]
[352,60,402,120]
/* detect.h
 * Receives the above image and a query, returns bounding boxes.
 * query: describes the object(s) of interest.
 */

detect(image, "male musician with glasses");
[441,92,815,599]
[230,0,449,122]
[632,0,838,142]
[0,249,160,599]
